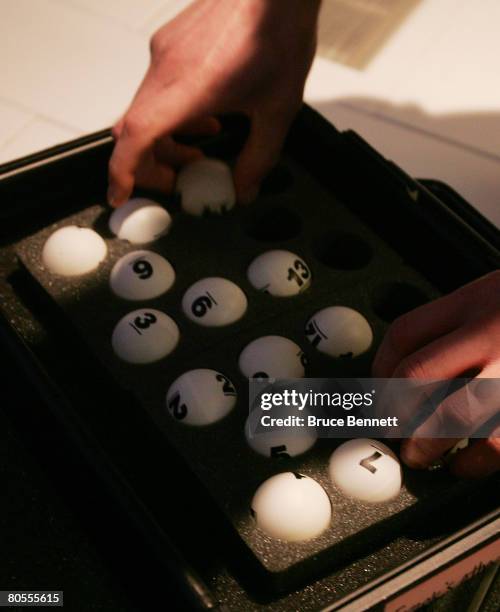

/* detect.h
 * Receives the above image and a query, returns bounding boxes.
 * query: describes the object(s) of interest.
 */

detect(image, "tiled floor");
[0,0,499,225]
[0,0,191,164]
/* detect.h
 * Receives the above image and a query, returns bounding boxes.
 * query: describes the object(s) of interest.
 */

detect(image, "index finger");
[108,83,208,206]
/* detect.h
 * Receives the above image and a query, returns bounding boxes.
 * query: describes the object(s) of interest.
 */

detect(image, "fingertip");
[233,116,286,207]
[401,438,441,470]
[400,439,431,469]
[107,184,129,208]
[108,155,133,207]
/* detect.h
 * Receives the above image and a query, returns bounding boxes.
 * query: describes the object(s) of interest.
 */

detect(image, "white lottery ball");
[42,225,107,276]
[111,309,179,364]
[176,158,235,216]
[305,306,373,357]
[329,439,402,503]
[245,407,316,458]
[109,198,171,244]
[239,336,306,380]
[166,369,237,426]
[182,277,247,327]
[251,473,331,541]
[110,250,175,300]
[247,250,311,297]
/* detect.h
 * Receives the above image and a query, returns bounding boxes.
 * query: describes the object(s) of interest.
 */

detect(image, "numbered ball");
[111,309,179,364]
[109,198,171,244]
[305,306,373,358]
[239,336,306,380]
[182,277,247,327]
[42,225,107,276]
[166,369,237,426]
[245,407,316,458]
[110,250,175,300]
[247,250,311,297]
[251,472,331,541]
[328,439,402,503]
[176,158,236,216]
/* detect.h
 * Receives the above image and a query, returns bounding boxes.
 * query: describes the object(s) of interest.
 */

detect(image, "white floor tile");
[0,117,78,164]
[309,0,500,158]
[312,101,500,228]
[0,0,150,133]
[65,0,169,30]
[0,99,33,147]
[140,0,193,36]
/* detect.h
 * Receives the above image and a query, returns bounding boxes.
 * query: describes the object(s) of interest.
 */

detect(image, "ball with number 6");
[166,368,237,426]
[110,250,175,300]
[247,250,311,297]
[328,438,402,503]
[182,277,247,326]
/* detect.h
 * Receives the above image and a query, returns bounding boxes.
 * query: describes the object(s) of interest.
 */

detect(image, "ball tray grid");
[7,108,499,602]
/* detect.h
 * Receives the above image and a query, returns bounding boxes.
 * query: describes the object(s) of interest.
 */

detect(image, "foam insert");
[17,155,472,591]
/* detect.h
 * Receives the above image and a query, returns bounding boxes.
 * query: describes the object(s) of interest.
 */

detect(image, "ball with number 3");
[328,438,402,503]
[111,309,179,364]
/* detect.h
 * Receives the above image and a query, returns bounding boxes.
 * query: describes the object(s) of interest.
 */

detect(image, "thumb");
[233,110,292,204]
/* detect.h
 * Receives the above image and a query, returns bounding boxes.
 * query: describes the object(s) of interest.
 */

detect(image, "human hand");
[108,0,321,207]
[373,270,500,478]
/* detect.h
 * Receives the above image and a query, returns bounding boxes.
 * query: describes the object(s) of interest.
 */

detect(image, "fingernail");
[239,185,259,206]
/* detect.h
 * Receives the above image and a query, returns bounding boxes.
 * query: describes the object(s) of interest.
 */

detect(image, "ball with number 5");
[111,309,179,364]
[247,250,312,297]
[110,250,175,300]
[166,369,237,426]
[182,277,247,326]
[245,405,317,458]
[328,438,402,503]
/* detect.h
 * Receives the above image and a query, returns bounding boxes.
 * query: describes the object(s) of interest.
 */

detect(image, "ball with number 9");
[110,250,175,300]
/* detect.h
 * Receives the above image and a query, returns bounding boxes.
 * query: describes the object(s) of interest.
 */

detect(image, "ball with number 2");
[166,369,237,425]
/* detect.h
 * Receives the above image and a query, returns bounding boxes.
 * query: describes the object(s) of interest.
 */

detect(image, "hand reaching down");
[373,270,500,478]
[108,0,321,207]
